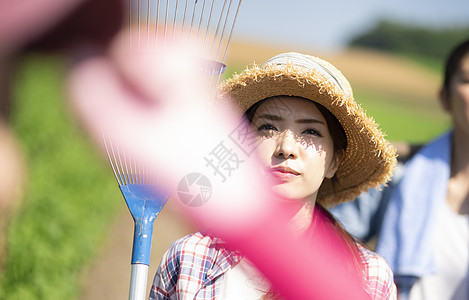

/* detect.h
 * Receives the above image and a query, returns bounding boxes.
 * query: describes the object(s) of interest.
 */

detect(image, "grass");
[354,88,451,143]
[0,55,121,299]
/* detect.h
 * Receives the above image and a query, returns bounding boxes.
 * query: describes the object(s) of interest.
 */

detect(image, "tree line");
[348,20,469,64]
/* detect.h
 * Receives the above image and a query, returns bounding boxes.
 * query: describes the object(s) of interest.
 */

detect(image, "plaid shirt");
[149,232,397,300]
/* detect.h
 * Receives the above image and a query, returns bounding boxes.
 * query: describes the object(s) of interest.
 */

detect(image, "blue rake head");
[102,132,170,265]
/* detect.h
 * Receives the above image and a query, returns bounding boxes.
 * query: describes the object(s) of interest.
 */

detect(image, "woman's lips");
[270,166,300,181]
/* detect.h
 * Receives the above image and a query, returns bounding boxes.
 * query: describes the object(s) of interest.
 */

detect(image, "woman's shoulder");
[170,231,212,248]
[162,231,230,263]
[358,244,397,299]
[165,231,218,256]
[358,244,391,271]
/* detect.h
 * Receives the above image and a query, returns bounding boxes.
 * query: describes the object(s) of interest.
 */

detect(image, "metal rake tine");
[130,156,138,183]
[147,165,152,185]
[135,156,142,183]
[135,157,140,184]
[214,0,233,62]
[171,0,180,46]
[205,66,223,112]
[146,0,151,47]
[146,164,152,184]
[138,0,142,48]
[145,164,150,185]
[188,0,199,45]
[138,157,143,184]
[201,0,216,54]
[163,0,169,46]
[128,0,133,48]
[104,131,128,186]
[139,160,144,184]
[140,159,146,184]
[110,141,127,185]
[125,144,131,184]
[101,129,123,186]
[115,144,127,185]
[208,0,228,60]
[115,142,131,185]
[179,0,190,46]
[130,155,136,184]
[125,153,131,184]
[139,161,143,184]
[126,152,132,184]
[150,168,155,184]
[194,0,207,51]
[221,0,241,64]
[154,0,160,47]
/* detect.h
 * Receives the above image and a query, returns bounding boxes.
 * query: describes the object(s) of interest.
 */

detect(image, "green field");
[0,50,451,299]
[0,55,122,299]
[354,88,450,143]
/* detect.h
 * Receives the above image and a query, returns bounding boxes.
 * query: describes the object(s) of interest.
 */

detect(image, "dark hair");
[443,39,469,93]
[315,102,348,154]
[262,203,366,300]
[244,96,347,155]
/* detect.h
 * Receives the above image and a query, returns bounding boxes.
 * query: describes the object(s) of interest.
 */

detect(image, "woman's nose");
[274,131,298,159]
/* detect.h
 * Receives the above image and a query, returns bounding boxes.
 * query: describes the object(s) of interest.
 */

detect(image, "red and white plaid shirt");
[149,232,397,300]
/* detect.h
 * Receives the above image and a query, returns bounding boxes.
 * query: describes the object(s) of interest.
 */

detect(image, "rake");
[124,0,243,96]
[102,131,170,300]
[103,1,243,299]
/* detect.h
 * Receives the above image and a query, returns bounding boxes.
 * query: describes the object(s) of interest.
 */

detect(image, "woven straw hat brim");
[218,63,397,207]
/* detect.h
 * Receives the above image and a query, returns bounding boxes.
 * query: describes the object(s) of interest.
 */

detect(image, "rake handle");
[131,218,155,265]
[128,218,155,300]
[129,263,149,300]
[118,184,168,299]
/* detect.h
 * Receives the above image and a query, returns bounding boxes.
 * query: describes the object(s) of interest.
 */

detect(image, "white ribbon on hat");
[262,52,349,96]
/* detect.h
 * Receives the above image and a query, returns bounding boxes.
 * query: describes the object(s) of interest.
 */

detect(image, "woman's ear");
[325,152,342,179]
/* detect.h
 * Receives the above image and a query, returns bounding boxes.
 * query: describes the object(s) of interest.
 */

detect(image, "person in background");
[332,39,469,300]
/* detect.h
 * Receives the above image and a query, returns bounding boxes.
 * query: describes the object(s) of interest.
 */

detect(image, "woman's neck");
[284,200,315,237]
[451,128,469,175]
[447,129,469,214]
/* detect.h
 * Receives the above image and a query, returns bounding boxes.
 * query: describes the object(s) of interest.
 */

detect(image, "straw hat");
[218,52,397,207]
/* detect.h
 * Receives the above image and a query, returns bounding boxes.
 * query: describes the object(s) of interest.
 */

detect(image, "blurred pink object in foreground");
[67,33,370,300]
[0,0,122,55]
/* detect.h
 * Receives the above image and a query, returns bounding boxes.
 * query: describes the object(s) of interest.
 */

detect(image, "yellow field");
[227,39,440,103]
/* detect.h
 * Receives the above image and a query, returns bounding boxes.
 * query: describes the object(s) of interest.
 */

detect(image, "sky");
[234,0,469,51]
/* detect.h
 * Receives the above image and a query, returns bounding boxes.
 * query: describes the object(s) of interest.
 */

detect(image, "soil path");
[79,203,194,300]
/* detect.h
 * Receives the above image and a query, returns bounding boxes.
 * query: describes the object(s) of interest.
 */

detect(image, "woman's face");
[251,96,340,202]
[445,53,469,135]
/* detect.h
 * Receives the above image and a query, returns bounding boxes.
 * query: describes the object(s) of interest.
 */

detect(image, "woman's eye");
[303,128,323,137]
[257,124,278,132]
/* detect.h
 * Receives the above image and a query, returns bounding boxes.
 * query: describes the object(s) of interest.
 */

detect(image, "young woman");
[148,52,398,300]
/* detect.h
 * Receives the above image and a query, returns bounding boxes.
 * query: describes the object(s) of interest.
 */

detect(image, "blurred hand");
[67,34,269,233]
[67,32,370,300]
[0,0,122,55]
